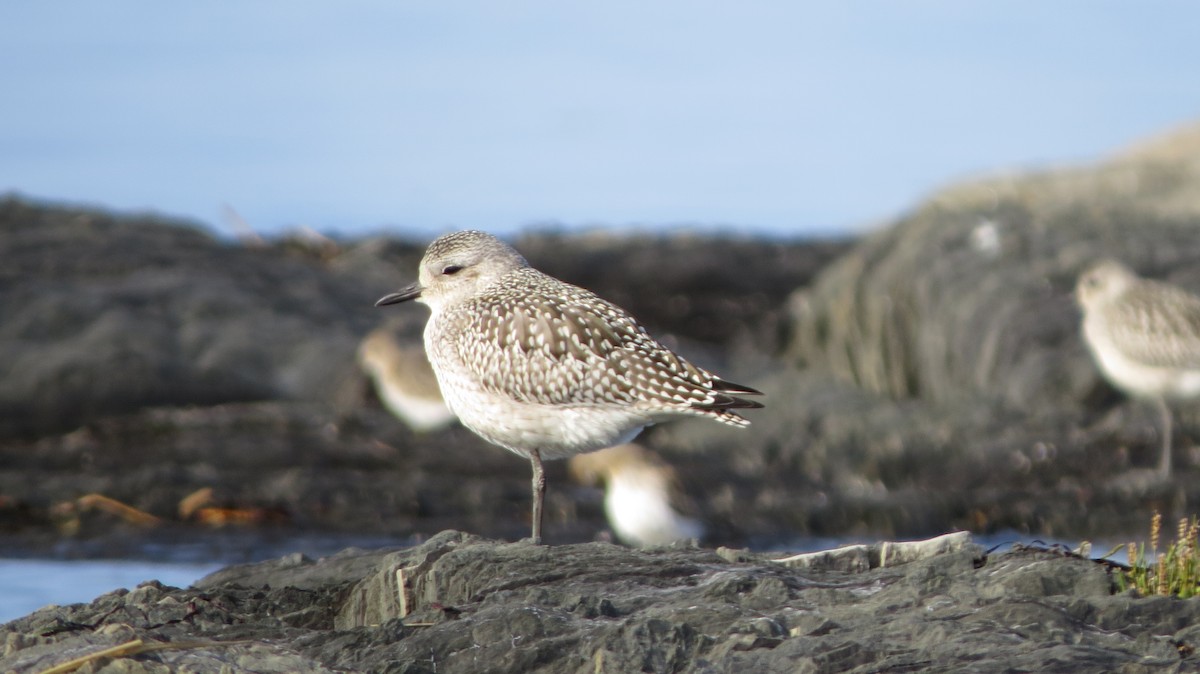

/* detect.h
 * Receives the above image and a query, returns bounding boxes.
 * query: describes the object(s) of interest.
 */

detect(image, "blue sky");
[2,2,1198,239]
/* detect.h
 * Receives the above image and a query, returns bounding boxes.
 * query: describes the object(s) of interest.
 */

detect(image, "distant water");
[0,531,407,625]
[0,559,224,624]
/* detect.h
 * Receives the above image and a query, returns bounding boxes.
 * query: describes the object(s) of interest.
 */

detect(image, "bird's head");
[1076,259,1137,311]
[376,230,529,311]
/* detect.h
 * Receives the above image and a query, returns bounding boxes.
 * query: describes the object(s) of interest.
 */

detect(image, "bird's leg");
[529,449,546,545]
[1156,398,1173,479]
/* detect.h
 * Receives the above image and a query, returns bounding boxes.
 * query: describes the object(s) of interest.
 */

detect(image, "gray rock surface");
[2,532,1194,673]
[0,198,395,437]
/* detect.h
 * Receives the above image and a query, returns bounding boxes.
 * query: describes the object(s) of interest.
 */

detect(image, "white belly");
[606,473,703,547]
[1085,321,1200,400]
[374,379,457,433]
[435,366,651,460]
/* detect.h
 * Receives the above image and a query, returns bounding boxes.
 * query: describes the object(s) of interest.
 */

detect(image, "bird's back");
[1097,279,1200,370]
[426,267,761,426]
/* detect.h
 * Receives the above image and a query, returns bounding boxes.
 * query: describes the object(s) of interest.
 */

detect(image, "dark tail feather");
[712,378,764,397]
[693,378,765,412]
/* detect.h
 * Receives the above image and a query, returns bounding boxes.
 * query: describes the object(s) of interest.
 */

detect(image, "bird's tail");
[693,378,764,426]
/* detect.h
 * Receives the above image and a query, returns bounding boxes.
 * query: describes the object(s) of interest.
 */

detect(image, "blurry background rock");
[785,121,1200,412]
[4,122,1200,554]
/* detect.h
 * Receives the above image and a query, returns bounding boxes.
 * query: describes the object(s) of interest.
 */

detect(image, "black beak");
[375,282,423,306]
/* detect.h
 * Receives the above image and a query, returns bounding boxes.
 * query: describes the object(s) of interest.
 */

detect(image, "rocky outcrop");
[0,198,410,437]
[2,532,1192,673]
[784,122,1200,412]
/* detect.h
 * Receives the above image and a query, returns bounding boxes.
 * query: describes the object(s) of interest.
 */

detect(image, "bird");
[568,443,704,547]
[1076,259,1200,478]
[357,327,457,433]
[375,230,763,543]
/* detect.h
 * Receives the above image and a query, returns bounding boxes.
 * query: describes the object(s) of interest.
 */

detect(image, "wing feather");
[1107,283,1200,369]
[448,269,763,418]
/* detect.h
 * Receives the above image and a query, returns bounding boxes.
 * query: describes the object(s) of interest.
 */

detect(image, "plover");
[376,230,762,543]
[568,443,704,547]
[357,327,456,433]
[1076,260,1200,477]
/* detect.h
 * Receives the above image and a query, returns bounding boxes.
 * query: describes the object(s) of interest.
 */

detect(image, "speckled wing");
[451,269,761,422]
[1106,282,1200,369]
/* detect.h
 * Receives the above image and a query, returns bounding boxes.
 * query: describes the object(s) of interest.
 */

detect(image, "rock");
[784,121,1200,413]
[763,530,979,572]
[2,532,1196,673]
[0,401,593,549]
[0,197,410,437]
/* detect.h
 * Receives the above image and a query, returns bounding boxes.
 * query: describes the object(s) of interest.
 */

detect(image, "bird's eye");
[442,265,463,275]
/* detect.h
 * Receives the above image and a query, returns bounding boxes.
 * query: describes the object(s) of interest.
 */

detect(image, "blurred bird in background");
[569,443,704,547]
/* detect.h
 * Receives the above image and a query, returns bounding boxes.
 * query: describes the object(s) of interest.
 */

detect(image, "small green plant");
[1119,511,1200,598]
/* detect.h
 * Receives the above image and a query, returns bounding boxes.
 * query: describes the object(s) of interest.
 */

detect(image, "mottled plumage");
[377,230,762,542]
[1077,259,1200,477]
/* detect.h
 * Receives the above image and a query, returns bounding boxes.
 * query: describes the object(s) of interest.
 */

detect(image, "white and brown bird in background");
[1077,259,1200,477]
[376,230,763,543]
[357,327,456,433]
[568,443,704,547]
